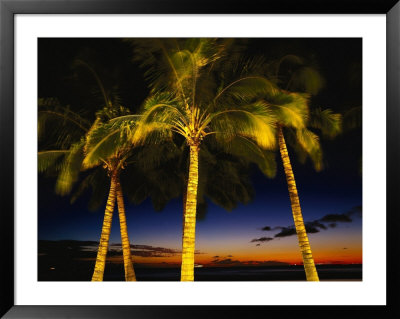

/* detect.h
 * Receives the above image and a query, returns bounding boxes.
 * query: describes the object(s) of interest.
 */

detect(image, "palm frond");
[269,54,324,95]
[122,158,182,211]
[343,106,361,132]
[129,38,225,104]
[198,144,255,211]
[131,94,182,144]
[209,101,277,150]
[70,169,109,211]
[310,108,342,138]
[55,140,85,195]
[214,76,279,104]
[38,98,90,148]
[270,92,310,129]
[83,122,132,170]
[38,150,70,173]
[295,128,323,171]
[220,136,277,178]
[132,142,181,172]
[288,66,325,95]
[72,59,111,107]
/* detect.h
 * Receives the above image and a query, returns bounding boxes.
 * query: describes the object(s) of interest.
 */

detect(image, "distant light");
[50,267,55,270]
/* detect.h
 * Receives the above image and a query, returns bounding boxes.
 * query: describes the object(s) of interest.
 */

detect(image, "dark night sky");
[38,38,362,266]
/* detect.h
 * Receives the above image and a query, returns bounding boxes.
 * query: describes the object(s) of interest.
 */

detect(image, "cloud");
[227,255,233,257]
[213,255,220,258]
[274,227,297,238]
[320,214,352,223]
[213,258,242,265]
[250,237,274,243]
[255,205,362,243]
[109,243,182,258]
[39,240,202,260]
[320,206,362,223]
[349,205,362,217]
[274,221,325,238]
[309,221,327,230]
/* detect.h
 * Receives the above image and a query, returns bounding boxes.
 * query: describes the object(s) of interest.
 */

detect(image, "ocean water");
[122,265,362,281]
[38,258,362,281]
[38,240,362,281]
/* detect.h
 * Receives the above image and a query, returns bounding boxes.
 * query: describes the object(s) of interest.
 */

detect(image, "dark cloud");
[250,237,274,243]
[261,226,283,232]
[343,247,348,250]
[349,205,362,217]
[320,214,352,223]
[213,255,219,258]
[213,258,242,265]
[274,220,337,238]
[109,243,182,257]
[320,206,362,223]
[304,226,320,234]
[39,240,200,259]
[258,206,362,240]
[274,227,297,238]
[227,255,233,257]
[308,221,327,230]
[38,240,99,258]
[256,244,261,246]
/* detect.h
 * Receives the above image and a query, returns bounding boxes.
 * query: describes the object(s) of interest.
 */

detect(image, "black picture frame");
[1,0,399,317]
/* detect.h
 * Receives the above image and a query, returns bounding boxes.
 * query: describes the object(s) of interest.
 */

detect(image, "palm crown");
[262,54,342,281]
[121,38,282,280]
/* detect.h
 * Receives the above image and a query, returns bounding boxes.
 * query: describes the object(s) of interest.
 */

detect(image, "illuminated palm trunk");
[91,172,117,281]
[116,177,136,281]
[180,145,199,281]
[182,187,187,234]
[278,127,319,281]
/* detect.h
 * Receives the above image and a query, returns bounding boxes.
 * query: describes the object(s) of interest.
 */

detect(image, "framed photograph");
[1,0,398,317]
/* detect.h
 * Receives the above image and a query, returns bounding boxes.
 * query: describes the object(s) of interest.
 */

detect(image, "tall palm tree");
[125,38,279,281]
[38,101,137,281]
[272,93,322,281]
[38,59,139,281]
[81,110,137,281]
[263,55,341,281]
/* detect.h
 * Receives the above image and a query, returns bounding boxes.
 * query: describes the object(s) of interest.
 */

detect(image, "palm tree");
[263,55,341,281]
[81,109,138,281]
[125,38,278,281]
[38,59,139,281]
[38,101,137,281]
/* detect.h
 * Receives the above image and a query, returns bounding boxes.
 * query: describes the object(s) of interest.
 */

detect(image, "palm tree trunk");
[91,172,117,281]
[115,176,136,281]
[182,186,187,234]
[180,145,199,281]
[278,127,319,281]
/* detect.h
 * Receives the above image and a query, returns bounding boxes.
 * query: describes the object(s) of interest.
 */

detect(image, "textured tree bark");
[278,127,319,281]
[180,145,199,281]
[91,172,117,281]
[116,176,136,281]
[182,186,187,234]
